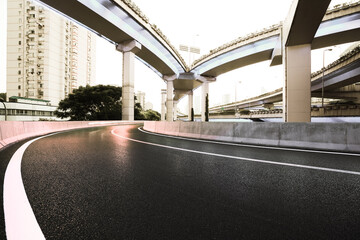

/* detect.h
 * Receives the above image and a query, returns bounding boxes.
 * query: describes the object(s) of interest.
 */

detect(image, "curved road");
[1,124,360,239]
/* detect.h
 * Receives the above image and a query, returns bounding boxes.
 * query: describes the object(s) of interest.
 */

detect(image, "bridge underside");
[211,57,360,112]
[37,0,185,76]
[313,12,360,49]
[200,49,274,77]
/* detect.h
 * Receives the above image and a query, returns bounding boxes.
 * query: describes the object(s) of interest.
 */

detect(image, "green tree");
[205,93,209,122]
[133,99,160,121]
[134,102,145,120]
[143,109,161,120]
[0,93,6,101]
[55,85,122,120]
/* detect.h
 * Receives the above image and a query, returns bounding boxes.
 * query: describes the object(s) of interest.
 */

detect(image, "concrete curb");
[144,121,360,153]
[0,121,144,151]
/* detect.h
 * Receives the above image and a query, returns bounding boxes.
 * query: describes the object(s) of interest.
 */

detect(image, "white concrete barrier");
[347,124,360,152]
[233,122,280,146]
[143,121,360,153]
[164,122,180,136]
[200,122,235,142]
[0,121,143,150]
[178,122,202,139]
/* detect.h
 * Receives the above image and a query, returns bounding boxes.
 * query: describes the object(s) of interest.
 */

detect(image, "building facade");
[135,91,146,109]
[6,0,96,106]
[0,96,59,121]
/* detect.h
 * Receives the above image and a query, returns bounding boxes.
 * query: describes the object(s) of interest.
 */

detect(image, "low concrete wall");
[0,121,143,150]
[144,121,360,153]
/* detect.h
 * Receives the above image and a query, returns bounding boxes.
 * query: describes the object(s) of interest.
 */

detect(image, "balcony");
[27,49,36,54]
[27,10,36,14]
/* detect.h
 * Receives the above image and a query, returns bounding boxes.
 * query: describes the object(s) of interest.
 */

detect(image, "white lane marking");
[112,128,360,176]
[138,127,360,157]
[3,134,57,240]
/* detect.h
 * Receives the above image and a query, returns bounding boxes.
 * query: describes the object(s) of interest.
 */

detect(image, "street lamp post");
[0,97,7,121]
[322,48,333,108]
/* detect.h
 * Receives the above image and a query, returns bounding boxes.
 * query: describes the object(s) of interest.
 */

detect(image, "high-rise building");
[145,102,153,111]
[135,91,146,109]
[6,0,96,106]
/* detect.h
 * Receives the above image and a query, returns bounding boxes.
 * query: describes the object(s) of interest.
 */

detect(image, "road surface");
[1,124,360,239]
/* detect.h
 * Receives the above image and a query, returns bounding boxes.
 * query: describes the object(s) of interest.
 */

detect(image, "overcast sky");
[0,0,353,112]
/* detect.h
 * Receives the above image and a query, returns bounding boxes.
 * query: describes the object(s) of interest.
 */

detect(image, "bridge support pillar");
[197,75,216,122]
[116,40,141,121]
[283,44,311,122]
[164,75,177,122]
[166,80,174,121]
[161,89,166,121]
[174,101,178,121]
[188,91,193,121]
[201,81,209,122]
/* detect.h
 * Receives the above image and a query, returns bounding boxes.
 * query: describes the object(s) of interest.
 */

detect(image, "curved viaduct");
[210,45,360,113]
[36,0,360,122]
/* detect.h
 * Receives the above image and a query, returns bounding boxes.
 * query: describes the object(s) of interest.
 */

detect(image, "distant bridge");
[210,45,360,115]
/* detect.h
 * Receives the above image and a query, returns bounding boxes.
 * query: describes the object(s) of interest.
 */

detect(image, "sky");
[0,0,354,113]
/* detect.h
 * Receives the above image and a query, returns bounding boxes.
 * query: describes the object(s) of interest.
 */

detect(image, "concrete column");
[201,81,209,122]
[166,80,174,122]
[116,40,141,121]
[283,44,311,122]
[161,89,166,121]
[173,101,178,121]
[163,75,177,122]
[188,91,193,121]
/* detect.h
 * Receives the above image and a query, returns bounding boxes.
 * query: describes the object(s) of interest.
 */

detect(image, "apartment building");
[6,0,96,106]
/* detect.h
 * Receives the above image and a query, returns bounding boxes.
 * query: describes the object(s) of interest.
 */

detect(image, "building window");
[18,40,22,45]
[18,70,21,75]
[18,85,21,90]
[18,33,22,38]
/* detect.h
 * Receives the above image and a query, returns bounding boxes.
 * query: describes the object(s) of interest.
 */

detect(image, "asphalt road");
[1,124,360,239]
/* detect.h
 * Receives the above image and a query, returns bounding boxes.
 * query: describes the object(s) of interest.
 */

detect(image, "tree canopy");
[55,85,161,121]
[55,85,122,120]
[0,93,6,101]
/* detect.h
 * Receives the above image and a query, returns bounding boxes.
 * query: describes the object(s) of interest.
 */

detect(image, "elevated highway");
[192,2,360,76]
[210,45,360,115]
[36,0,188,76]
[35,0,360,122]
